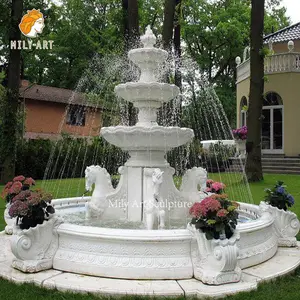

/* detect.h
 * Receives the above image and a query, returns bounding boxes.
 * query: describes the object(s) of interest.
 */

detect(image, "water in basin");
[56,205,254,229]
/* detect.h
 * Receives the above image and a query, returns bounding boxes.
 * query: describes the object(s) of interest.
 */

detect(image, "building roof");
[264,22,300,44]
[19,81,99,108]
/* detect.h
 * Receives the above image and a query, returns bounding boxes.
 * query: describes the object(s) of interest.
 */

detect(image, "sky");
[280,0,300,24]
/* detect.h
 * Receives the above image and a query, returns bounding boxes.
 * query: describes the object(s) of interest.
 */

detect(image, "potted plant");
[232,126,247,158]
[1,175,36,234]
[2,176,63,273]
[260,181,299,247]
[188,194,241,284]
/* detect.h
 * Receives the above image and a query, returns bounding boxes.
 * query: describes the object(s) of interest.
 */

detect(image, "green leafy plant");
[264,181,295,211]
[190,194,239,240]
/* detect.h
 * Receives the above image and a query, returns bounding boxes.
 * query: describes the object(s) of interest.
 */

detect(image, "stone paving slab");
[243,246,300,281]
[177,273,258,299]
[43,273,184,297]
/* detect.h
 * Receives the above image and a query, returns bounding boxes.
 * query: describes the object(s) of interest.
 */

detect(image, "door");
[262,106,283,153]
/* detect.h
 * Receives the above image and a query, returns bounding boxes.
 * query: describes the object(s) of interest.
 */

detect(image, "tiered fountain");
[2,26,300,294]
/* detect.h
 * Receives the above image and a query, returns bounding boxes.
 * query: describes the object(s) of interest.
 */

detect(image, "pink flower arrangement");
[1,175,36,203]
[2,175,55,229]
[232,126,247,140]
[190,193,239,240]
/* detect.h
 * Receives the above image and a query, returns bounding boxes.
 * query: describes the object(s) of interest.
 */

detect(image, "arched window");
[262,92,283,152]
[240,96,247,127]
[263,92,283,106]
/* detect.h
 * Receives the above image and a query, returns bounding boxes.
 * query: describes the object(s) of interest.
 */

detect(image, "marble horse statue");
[143,168,165,230]
[180,167,210,203]
[85,165,115,218]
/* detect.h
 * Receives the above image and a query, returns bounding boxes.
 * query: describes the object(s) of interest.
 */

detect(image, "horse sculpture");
[85,165,115,218]
[143,168,165,230]
[180,167,209,203]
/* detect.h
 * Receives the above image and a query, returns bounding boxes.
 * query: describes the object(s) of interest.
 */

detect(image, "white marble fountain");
[2,26,300,295]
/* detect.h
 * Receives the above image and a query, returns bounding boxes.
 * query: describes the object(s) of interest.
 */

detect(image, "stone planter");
[10,216,63,273]
[4,203,15,235]
[188,225,241,285]
[235,139,246,158]
[260,201,300,247]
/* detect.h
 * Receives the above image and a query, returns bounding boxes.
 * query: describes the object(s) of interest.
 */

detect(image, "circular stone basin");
[51,198,278,279]
[100,126,195,150]
[114,82,179,105]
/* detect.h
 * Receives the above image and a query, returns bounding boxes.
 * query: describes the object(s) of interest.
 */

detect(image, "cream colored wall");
[236,78,250,127]
[272,40,300,53]
[236,73,300,156]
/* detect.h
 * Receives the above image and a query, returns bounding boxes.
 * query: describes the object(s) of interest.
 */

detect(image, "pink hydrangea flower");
[13,175,25,182]
[11,190,32,203]
[189,202,202,217]
[24,177,35,186]
[217,209,229,217]
[9,200,29,218]
[211,182,225,192]
[190,197,222,218]
[9,181,22,194]
[27,192,41,205]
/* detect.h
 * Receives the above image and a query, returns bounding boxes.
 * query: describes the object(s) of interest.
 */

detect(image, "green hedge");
[15,136,127,180]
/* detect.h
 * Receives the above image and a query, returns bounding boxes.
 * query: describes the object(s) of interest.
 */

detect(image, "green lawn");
[1,173,300,299]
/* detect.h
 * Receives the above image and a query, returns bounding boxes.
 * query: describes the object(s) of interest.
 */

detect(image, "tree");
[181,0,289,126]
[1,0,23,182]
[245,0,265,182]
[162,0,176,52]
[122,0,139,125]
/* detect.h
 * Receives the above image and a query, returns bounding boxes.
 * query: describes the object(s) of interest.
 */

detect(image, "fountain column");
[101,26,194,224]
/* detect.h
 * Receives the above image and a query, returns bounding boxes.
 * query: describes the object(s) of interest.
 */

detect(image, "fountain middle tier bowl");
[114,82,179,105]
[100,125,194,150]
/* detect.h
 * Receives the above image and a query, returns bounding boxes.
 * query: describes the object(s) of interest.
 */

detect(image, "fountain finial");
[141,25,156,48]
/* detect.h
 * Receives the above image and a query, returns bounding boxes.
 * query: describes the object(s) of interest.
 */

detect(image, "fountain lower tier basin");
[114,82,179,104]
[50,198,278,279]
[100,126,194,151]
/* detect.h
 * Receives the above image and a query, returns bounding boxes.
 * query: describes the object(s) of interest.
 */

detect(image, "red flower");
[13,175,25,182]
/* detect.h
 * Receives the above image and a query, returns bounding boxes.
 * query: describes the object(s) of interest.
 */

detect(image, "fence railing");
[237,52,300,83]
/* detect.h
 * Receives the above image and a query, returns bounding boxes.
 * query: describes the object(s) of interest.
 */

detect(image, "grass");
[1,173,300,299]
[0,268,300,300]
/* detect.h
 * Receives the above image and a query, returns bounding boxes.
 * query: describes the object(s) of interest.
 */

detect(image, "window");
[263,92,283,106]
[66,105,86,126]
[240,96,247,127]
